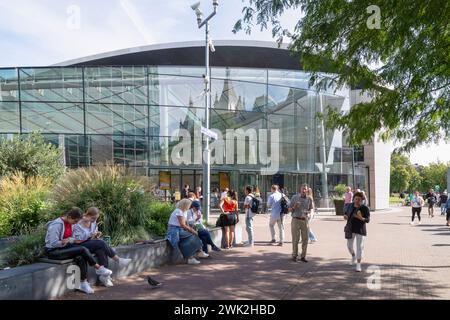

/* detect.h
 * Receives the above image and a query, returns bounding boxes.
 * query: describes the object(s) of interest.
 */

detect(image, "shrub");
[0,174,52,237]
[4,226,46,267]
[333,184,347,199]
[145,201,175,237]
[0,132,65,181]
[52,165,152,246]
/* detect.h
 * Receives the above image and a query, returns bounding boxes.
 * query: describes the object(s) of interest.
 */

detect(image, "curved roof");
[54,40,302,70]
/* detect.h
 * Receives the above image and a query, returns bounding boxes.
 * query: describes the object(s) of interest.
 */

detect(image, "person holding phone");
[44,207,113,294]
[343,192,370,272]
[73,207,132,287]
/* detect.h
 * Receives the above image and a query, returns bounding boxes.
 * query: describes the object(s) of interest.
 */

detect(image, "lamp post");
[191,1,218,223]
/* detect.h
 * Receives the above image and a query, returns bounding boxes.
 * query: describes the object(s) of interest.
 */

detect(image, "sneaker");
[277,242,283,247]
[300,257,308,263]
[99,275,114,287]
[418,221,422,225]
[196,251,209,259]
[96,266,113,277]
[292,256,298,262]
[350,256,357,266]
[79,281,94,294]
[212,246,222,252]
[355,263,362,272]
[147,277,162,288]
[270,239,277,244]
[187,257,201,265]
[410,221,414,225]
[118,258,132,267]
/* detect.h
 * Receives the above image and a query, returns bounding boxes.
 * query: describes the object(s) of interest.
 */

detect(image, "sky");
[0,0,448,165]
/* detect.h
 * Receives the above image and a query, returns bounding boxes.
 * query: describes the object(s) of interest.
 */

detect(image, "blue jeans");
[197,229,218,253]
[246,216,254,244]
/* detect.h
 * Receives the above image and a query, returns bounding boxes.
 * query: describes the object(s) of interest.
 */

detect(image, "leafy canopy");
[233,0,450,151]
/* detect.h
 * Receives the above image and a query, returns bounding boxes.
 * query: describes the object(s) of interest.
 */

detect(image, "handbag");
[344,209,355,239]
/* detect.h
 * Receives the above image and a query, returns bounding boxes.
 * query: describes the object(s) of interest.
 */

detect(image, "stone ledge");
[0,224,241,300]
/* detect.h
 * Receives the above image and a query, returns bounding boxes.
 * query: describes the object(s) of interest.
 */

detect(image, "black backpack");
[250,196,260,213]
[280,194,289,214]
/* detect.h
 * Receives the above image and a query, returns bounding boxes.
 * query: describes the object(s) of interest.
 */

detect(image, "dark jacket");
[345,204,370,236]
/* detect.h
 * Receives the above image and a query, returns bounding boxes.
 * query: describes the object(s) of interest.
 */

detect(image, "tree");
[419,162,449,192]
[0,133,65,181]
[234,0,450,152]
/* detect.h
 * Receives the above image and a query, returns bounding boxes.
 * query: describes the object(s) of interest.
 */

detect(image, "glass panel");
[150,105,204,137]
[211,76,267,112]
[268,69,311,89]
[86,104,147,135]
[19,68,83,102]
[149,66,204,77]
[0,68,19,102]
[211,67,267,83]
[149,74,204,107]
[0,101,20,133]
[21,102,84,134]
[85,66,147,105]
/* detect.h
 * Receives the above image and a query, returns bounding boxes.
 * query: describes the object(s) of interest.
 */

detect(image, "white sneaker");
[79,281,94,294]
[99,275,114,287]
[355,263,362,272]
[418,221,422,225]
[96,266,113,277]
[196,251,209,259]
[410,221,414,225]
[118,258,132,267]
[350,256,357,266]
[187,257,201,265]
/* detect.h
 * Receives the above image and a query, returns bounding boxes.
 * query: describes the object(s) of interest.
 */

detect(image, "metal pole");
[203,21,211,223]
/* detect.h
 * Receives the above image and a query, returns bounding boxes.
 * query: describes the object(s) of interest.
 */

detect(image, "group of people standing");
[408,189,450,226]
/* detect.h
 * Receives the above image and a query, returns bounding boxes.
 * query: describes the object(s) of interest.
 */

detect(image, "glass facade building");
[0,64,367,207]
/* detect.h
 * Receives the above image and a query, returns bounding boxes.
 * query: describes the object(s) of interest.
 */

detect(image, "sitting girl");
[72,207,132,287]
[44,207,113,294]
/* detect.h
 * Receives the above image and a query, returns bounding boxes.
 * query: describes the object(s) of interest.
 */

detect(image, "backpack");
[250,196,260,213]
[280,194,289,215]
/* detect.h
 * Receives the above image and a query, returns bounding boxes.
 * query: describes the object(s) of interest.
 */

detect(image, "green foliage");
[0,133,65,181]
[390,153,422,193]
[234,0,450,152]
[145,201,175,237]
[419,162,449,192]
[4,227,46,267]
[51,165,152,246]
[333,184,347,198]
[0,174,52,237]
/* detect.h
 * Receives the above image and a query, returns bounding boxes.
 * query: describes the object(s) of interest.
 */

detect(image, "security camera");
[190,2,200,11]
[209,40,215,53]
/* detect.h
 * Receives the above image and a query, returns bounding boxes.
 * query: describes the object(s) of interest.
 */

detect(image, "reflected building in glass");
[0,41,390,209]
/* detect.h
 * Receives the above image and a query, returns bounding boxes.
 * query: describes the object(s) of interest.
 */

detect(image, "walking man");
[244,185,258,247]
[267,185,285,246]
[289,184,313,262]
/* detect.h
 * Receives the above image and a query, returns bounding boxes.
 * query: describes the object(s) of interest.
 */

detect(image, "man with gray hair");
[289,184,313,262]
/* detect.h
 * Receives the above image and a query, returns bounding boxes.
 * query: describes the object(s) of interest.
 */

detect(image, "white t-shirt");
[220,191,228,200]
[411,196,424,208]
[244,194,255,218]
[168,208,187,227]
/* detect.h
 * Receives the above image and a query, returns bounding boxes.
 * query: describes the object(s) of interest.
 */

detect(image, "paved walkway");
[60,207,450,300]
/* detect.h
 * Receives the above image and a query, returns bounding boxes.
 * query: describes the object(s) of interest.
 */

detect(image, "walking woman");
[44,208,113,294]
[219,190,239,249]
[444,196,450,226]
[411,191,424,225]
[426,189,437,218]
[343,192,370,272]
[307,188,318,243]
[72,207,132,287]
[166,199,208,265]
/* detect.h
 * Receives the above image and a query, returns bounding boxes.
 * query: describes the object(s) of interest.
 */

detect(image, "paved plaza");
[60,207,450,300]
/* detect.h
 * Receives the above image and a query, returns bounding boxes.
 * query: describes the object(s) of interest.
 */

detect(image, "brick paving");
[60,207,450,300]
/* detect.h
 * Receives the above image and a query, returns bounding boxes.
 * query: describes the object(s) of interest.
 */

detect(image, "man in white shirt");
[244,185,257,246]
[267,185,285,246]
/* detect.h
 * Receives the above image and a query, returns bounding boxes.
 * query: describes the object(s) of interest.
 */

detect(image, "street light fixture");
[191,1,218,223]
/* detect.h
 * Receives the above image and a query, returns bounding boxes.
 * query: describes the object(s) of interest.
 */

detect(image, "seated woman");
[187,201,221,254]
[44,207,113,294]
[72,207,132,287]
[166,199,208,265]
